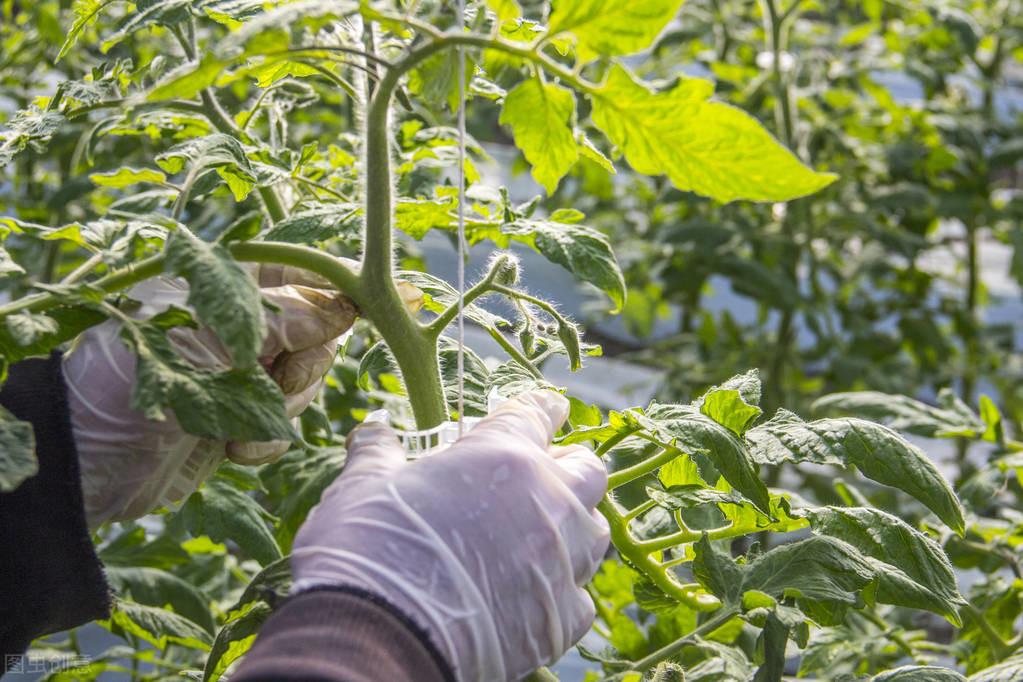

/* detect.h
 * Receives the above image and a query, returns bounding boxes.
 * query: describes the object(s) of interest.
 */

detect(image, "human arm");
[233,391,609,682]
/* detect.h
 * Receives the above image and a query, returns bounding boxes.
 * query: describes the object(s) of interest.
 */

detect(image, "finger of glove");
[459,390,569,452]
[567,587,597,646]
[252,260,360,290]
[227,438,291,465]
[342,421,406,483]
[284,378,324,418]
[271,340,338,396]
[260,285,357,359]
[546,444,608,510]
[545,484,611,585]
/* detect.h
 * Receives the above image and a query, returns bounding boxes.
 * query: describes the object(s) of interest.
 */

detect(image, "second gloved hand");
[64,264,357,529]
[291,391,610,682]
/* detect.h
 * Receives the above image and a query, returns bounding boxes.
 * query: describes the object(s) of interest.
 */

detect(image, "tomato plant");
[0,0,1020,680]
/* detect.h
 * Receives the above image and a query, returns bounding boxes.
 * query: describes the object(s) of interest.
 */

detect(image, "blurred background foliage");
[3,0,1023,680]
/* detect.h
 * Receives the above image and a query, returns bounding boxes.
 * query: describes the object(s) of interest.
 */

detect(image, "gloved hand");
[64,264,357,529]
[291,391,610,682]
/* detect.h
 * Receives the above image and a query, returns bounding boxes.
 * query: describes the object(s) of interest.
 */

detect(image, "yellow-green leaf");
[499,77,578,194]
[486,0,521,22]
[590,65,837,203]
[90,167,167,188]
[548,0,685,63]
[148,55,230,101]
[577,132,616,174]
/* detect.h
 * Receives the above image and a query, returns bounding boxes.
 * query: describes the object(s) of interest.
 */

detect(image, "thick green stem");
[358,32,547,429]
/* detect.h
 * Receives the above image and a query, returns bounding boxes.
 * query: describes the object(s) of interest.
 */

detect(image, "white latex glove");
[291,391,610,682]
[64,264,358,528]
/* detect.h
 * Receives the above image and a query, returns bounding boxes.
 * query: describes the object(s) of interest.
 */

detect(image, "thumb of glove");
[340,421,407,484]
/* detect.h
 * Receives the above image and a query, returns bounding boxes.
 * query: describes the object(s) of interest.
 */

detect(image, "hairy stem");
[625,605,740,676]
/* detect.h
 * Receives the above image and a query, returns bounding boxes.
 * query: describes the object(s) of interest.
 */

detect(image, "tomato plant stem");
[627,605,740,675]
[598,496,720,612]
[963,603,1013,661]
[606,442,679,490]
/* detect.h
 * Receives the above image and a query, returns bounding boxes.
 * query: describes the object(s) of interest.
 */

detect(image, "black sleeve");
[0,353,111,669]
[231,587,456,682]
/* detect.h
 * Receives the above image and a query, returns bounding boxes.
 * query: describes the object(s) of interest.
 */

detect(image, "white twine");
[455,0,467,436]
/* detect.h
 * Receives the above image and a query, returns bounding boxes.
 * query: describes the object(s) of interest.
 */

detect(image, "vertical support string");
[455,0,467,436]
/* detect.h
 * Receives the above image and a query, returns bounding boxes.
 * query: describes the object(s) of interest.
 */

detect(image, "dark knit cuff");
[232,586,456,682]
[0,353,111,663]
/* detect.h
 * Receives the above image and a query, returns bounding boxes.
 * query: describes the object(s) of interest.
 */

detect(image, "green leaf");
[407,49,474,112]
[700,388,762,436]
[695,535,875,608]
[0,406,37,492]
[165,229,265,368]
[5,313,60,347]
[395,198,457,239]
[231,555,293,611]
[105,566,215,633]
[58,0,118,60]
[746,411,965,535]
[577,131,616,174]
[103,600,212,651]
[804,507,965,625]
[979,394,1004,444]
[486,361,553,398]
[0,247,25,277]
[873,666,966,681]
[356,341,401,393]
[148,55,230,101]
[692,537,745,604]
[500,218,626,312]
[101,0,192,53]
[589,65,836,203]
[960,578,1021,674]
[0,106,65,169]
[647,484,746,511]
[90,167,168,188]
[120,323,294,442]
[753,609,791,682]
[260,447,345,551]
[178,477,282,566]
[969,655,1023,682]
[499,78,578,194]
[0,305,106,364]
[203,602,272,682]
[486,0,521,21]
[639,403,771,515]
[399,270,509,329]
[548,0,685,63]
[439,337,491,416]
[156,134,258,202]
[264,203,360,243]
[218,0,357,54]
[811,389,984,439]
